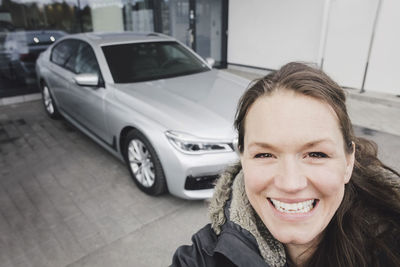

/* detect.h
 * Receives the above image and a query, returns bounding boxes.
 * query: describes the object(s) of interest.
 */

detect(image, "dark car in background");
[0,30,66,84]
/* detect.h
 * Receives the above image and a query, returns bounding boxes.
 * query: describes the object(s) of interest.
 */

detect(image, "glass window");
[74,42,100,75]
[123,0,154,32]
[51,40,79,68]
[102,41,209,83]
[159,0,190,46]
[196,0,222,63]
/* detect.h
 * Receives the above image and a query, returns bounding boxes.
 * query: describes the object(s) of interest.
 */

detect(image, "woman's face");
[240,90,354,257]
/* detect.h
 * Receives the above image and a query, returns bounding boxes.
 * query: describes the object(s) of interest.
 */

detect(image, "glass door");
[159,0,191,47]
[159,0,226,67]
[195,0,224,66]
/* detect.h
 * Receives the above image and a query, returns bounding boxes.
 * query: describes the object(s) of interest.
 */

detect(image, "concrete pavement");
[0,101,209,267]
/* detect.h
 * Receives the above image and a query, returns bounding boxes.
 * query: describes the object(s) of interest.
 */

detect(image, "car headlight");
[165,130,234,154]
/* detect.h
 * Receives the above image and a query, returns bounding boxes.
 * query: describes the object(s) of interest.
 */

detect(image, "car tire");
[41,82,61,119]
[123,129,167,196]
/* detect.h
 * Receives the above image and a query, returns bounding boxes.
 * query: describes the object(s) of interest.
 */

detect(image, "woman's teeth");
[270,199,315,214]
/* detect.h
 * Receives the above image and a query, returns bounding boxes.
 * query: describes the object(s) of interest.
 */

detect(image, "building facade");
[228,0,399,95]
[0,0,399,98]
[0,0,228,98]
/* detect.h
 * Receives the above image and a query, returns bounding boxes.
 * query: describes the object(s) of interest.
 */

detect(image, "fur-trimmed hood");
[208,163,287,267]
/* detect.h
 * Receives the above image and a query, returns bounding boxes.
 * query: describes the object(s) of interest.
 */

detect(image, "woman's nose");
[274,158,308,193]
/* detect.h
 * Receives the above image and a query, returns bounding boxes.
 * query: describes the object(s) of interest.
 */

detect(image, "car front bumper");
[156,139,239,199]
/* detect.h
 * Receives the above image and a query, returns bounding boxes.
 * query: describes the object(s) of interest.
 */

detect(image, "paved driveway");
[0,100,208,267]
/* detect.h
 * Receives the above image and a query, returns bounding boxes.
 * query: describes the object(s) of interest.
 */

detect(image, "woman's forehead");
[244,91,342,146]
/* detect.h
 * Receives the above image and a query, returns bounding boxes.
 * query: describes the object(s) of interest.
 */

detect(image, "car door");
[68,41,111,144]
[47,39,79,116]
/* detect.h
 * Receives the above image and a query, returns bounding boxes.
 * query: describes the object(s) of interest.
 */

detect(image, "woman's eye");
[255,153,274,159]
[307,152,328,158]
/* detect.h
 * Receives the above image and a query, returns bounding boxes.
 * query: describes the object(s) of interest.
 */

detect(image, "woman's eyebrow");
[301,139,335,149]
[248,138,335,151]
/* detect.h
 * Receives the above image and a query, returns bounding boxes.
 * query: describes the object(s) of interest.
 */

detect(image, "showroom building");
[0,0,399,99]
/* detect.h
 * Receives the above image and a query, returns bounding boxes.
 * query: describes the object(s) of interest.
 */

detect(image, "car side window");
[51,40,78,68]
[74,42,100,75]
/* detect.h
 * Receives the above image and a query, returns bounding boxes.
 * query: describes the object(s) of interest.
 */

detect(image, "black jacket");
[171,221,283,267]
[171,164,288,267]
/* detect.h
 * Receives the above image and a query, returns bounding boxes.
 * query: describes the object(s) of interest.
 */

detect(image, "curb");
[223,68,400,109]
[0,93,41,107]
[345,88,400,109]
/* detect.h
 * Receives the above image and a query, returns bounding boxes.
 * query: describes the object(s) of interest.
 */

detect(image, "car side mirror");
[205,57,215,68]
[74,73,99,87]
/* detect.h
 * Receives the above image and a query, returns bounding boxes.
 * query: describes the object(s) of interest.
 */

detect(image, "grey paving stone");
[0,185,26,235]
[95,216,126,244]
[1,231,26,265]
[51,221,85,262]
[68,201,208,267]
[22,244,51,267]
[39,236,70,267]
[76,197,107,223]
[77,233,107,255]
[0,215,14,265]
[2,122,20,139]
[20,174,64,228]
[5,181,37,220]
[10,254,34,267]
[64,213,102,241]
[35,172,82,220]
[30,122,58,148]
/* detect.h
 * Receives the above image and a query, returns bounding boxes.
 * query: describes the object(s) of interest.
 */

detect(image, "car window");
[74,42,100,75]
[51,39,78,68]
[102,41,209,83]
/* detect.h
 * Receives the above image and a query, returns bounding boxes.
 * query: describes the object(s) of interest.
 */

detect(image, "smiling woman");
[171,62,400,267]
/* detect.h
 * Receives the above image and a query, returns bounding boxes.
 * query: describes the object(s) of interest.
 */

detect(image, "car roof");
[66,32,176,47]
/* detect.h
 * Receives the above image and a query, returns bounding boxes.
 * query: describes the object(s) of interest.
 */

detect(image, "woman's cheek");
[309,165,347,193]
[243,161,273,193]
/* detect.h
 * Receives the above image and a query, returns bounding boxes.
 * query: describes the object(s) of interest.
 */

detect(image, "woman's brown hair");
[234,62,400,266]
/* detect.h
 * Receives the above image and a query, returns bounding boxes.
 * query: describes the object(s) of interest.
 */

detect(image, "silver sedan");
[36,32,249,199]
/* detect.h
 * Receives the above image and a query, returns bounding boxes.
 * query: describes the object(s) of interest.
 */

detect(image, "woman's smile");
[268,198,316,214]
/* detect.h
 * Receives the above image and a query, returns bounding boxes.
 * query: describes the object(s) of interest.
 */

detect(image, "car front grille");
[184,174,219,190]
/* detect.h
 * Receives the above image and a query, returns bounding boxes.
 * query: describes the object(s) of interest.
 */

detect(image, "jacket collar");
[209,163,287,267]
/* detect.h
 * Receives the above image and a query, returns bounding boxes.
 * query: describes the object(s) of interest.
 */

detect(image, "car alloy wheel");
[124,130,167,195]
[128,139,155,188]
[42,83,60,119]
[43,86,54,114]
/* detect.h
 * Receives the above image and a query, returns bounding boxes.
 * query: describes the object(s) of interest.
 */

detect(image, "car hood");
[113,70,249,140]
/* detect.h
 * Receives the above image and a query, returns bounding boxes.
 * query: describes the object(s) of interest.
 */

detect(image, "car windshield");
[102,41,210,83]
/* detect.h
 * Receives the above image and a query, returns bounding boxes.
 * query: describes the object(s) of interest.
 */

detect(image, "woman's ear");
[344,142,355,184]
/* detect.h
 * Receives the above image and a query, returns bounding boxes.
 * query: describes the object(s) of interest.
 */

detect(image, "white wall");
[364,0,400,95]
[91,5,124,32]
[228,0,400,95]
[228,0,325,70]
[322,0,378,89]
